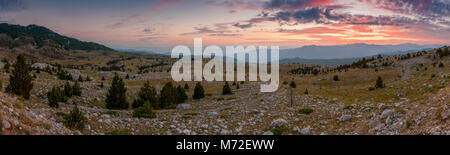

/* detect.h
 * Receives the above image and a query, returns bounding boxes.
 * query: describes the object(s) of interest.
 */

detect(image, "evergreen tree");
[105,74,129,109]
[375,76,385,89]
[177,85,188,103]
[85,75,91,81]
[236,83,240,89]
[101,76,105,81]
[333,75,339,81]
[193,82,205,100]
[64,82,73,97]
[72,81,82,96]
[222,82,232,95]
[78,75,84,82]
[47,86,67,108]
[289,81,296,88]
[125,74,130,79]
[6,54,33,99]
[159,82,178,109]
[132,81,157,109]
[4,61,10,73]
[184,83,189,89]
[304,88,309,95]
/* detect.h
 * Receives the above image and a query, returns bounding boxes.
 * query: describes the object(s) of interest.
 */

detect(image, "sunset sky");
[1,0,449,53]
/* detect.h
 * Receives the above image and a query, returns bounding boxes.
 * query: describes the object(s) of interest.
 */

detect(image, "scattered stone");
[339,115,352,122]
[176,104,191,110]
[381,109,394,119]
[2,120,11,129]
[208,112,218,119]
[271,119,288,128]
[300,126,310,135]
[263,131,274,135]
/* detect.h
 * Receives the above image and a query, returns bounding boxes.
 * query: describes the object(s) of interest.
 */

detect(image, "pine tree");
[72,81,82,96]
[193,82,205,100]
[222,82,232,95]
[6,54,33,99]
[375,76,385,89]
[125,74,130,79]
[86,75,91,81]
[304,88,309,95]
[289,81,296,88]
[64,82,73,97]
[78,75,84,82]
[184,83,189,89]
[47,86,67,108]
[132,81,157,109]
[333,75,339,81]
[177,85,188,103]
[4,61,10,73]
[236,83,240,89]
[159,82,178,109]
[105,74,129,109]
[101,76,105,81]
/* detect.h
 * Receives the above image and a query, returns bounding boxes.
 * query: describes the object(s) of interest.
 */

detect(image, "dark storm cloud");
[361,0,450,18]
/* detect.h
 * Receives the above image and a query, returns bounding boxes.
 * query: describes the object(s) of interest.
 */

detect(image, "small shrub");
[289,81,296,88]
[299,108,314,115]
[439,62,444,68]
[333,75,339,81]
[63,106,87,130]
[375,76,385,89]
[368,87,375,91]
[132,101,156,118]
[222,82,232,95]
[108,129,131,135]
[270,127,287,135]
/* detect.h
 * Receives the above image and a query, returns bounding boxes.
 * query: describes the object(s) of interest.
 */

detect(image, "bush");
[105,74,129,109]
[333,75,339,81]
[375,76,385,89]
[270,127,287,135]
[222,82,232,95]
[47,86,68,108]
[299,108,314,115]
[132,81,157,109]
[132,101,156,118]
[77,75,84,82]
[64,82,73,98]
[63,106,87,130]
[193,82,205,100]
[439,62,444,68]
[6,54,33,99]
[368,87,375,91]
[72,81,82,96]
[289,81,296,88]
[56,68,72,81]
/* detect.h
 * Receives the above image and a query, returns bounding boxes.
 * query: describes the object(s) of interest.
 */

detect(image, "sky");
[1,0,449,53]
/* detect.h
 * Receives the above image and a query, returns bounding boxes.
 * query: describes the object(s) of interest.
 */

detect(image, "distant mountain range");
[280,43,443,60]
[115,48,168,56]
[0,23,113,51]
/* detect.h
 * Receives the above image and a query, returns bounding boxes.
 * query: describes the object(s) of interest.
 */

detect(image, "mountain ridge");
[0,23,114,51]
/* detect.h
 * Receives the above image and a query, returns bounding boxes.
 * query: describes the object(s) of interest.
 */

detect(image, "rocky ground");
[1,48,449,135]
